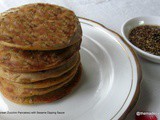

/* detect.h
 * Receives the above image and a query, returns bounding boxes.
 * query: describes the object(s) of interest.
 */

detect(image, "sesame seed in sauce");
[129,25,160,56]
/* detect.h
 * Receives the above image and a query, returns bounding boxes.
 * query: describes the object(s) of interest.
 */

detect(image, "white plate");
[0,18,142,120]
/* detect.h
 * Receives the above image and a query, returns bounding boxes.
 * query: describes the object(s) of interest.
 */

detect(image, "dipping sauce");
[129,25,160,56]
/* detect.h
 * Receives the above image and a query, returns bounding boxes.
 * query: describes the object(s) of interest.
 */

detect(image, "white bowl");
[121,16,160,63]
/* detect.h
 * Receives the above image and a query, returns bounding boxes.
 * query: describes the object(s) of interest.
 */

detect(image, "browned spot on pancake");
[6,87,13,92]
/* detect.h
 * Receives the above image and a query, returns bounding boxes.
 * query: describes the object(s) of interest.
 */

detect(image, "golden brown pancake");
[0,62,79,89]
[0,3,82,50]
[0,41,81,72]
[0,64,82,104]
[0,52,80,83]
[0,73,75,97]
[0,64,79,97]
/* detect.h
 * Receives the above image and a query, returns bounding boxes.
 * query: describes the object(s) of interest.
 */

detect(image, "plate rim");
[79,17,142,120]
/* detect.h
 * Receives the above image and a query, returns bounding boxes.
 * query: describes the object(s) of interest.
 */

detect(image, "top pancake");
[0,3,82,50]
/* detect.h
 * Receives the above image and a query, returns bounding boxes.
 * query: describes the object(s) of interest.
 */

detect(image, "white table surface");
[0,0,160,119]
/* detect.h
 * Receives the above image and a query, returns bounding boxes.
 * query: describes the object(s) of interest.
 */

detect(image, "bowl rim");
[121,16,160,60]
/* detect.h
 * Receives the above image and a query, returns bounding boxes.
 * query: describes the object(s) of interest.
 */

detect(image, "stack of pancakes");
[0,3,82,104]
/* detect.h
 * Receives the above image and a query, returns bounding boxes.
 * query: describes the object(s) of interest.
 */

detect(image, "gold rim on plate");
[79,17,142,120]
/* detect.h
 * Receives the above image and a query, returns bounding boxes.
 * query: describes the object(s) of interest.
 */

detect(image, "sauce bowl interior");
[121,16,160,62]
[122,16,160,39]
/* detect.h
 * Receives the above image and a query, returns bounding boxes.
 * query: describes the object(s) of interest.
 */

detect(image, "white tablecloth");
[0,0,160,119]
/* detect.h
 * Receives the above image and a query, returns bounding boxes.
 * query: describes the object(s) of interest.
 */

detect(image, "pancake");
[0,64,82,104]
[0,41,81,72]
[0,63,79,97]
[0,3,82,50]
[0,61,79,89]
[0,72,75,97]
[0,52,80,83]
[0,63,80,97]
